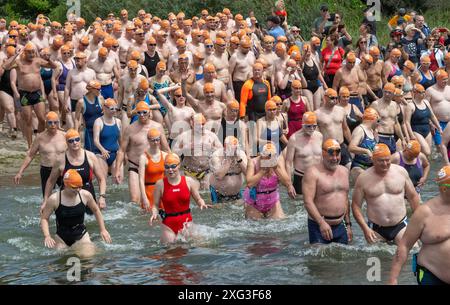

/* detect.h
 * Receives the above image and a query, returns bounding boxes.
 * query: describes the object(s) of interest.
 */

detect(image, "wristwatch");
[99,194,106,198]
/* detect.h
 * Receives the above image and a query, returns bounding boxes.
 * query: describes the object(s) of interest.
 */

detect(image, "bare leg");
[152,109,164,124]
[413,132,431,156]
[48,90,59,113]
[128,170,141,204]
[267,201,286,219]
[96,156,109,180]
[245,204,264,220]
[21,105,33,147]
[160,223,177,244]
[350,167,364,185]
[313,87,324,110]
[71,232,96,259]
[0,91,17,135]
[33,102,46,132]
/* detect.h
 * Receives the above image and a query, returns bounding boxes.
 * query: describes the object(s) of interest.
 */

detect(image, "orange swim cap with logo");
[372,143,391,159]
[405,140,421,158]
[63,169,83,188]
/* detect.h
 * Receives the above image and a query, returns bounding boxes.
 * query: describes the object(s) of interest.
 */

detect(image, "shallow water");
[0,160,444,285]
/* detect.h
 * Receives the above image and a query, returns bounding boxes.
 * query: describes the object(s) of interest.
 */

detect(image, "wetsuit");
[144,151,165,210]
[143,51,160,78]
[240,79,271,122]
[40,68,53,96]
[82,95,103,151]
[418,69,436,90]
[160,176,192,234]
[303,60,321,94]
[93,117,120,166]
[351,126,377,170]
[55,189,87,246]
[62,151,96,215]
[287,97,306,139]
[411,101,432,138]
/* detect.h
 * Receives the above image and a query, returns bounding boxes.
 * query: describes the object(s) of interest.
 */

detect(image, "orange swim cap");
[346,52,357,63]
[325,88,338,98]
[148,128,161,138]
[204,63,216,73]
[322,139,340,150]
[176,38,186,47]
[369,46,380,56]
[138,78,149,90]
[6,46,15,57]
[435,165,450,185]
[46,111,59,121]
[156,61,166,71]
[65,128,80,140]
[405,140,421,158]
[265,100,277,111]
[414,83,425,93]
[339,86,350,97]
[87,80,101,90]
[261,142,277,156]
[255,58,268,69]
[445,52,450,62]
[228,100,240,110]
[302,112,317,125]
[98,47,108,57]
[436,69,449,81]
[193,113,206,125]
[372,143,391,159]
[263,35,275,43]
[362,54,373,64]
[63,169,83,188]
[230,36,240,44]
[135,101,150,112]
[24,42,35,51]
[127,60,138,69]
[292,79,302,89]
[203,82,215,93]
[271,96,282,104]
[240,37,251,48]
[391,75,405,86]
[215,38,225,45]
[394,88,403,97]
[104,98,117,107]
[384,82,396,93]
[194,52,205,60]
[277,36,287,43]
[391,48,401,57]
[80,36,90,46]
[74,51,87,59]
[404,60,415,71]
[286,59,296,68]
[224,136,239,147]
[147,36,156,44]
[130,50,141,61]
[275,42,286,53]
[102,37,114,48]
[363,108,379,121]
[165,153,181,166]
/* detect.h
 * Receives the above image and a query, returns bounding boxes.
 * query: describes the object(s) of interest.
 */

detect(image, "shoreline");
[0,130,40,176]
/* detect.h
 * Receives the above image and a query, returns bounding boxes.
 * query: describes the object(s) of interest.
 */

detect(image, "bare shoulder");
[80,189,94,203]
[337,164,350,175]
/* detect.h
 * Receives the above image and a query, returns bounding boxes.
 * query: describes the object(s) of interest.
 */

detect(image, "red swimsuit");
[161,176,192,234]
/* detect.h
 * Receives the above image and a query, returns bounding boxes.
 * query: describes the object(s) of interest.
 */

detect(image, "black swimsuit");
[62,151,96,214]
[303,60,320,94]
[143,51,160,78]
[55,190,87,247]
[0,69,14,96]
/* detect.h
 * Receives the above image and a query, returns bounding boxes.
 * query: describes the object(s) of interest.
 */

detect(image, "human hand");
[100,230,112,243]
[363,228,378,244]
[98,197,106,209]
[346,226,353,243]
[287,184,296,199]
[319,220,333,241]
[14,172,22,185]
[44,236,56,248]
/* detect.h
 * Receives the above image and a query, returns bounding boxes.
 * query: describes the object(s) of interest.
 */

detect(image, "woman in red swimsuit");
[150,153,210,244]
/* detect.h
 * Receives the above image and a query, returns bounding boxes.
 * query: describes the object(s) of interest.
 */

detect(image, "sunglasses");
[107,106,117,111]
[148,43,156,46]
[47,120,59,125]
[112,45,119,48]
[137,110,149,116]
[136,33,145,36]
[164,164,178,169]
[174,94,183,97]
[415,90,425,94]
[360,41,367,44]
[324,148,341,156]
[216,44,226,47]
[144,23,151,26]
[67,137,81,144]
[230,109,239,113]
[292,30,299,33]
[329,97,338,100]
[149,137,161,142]
[276,103,283,106]
[63,52,72,55]
[206,45,214,48]
[304,124,317,129]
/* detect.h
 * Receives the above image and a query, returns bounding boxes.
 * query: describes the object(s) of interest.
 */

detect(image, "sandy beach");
[0,127,40,176]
